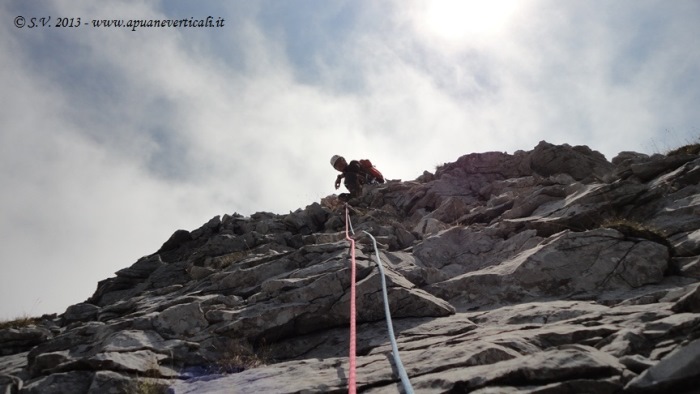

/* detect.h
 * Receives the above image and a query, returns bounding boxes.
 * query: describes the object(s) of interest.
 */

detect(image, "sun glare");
[421,0,519,43]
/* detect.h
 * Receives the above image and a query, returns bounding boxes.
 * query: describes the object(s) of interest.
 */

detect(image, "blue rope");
[362,230,414,394]
[344,206,414,393]
[346,206,356,235]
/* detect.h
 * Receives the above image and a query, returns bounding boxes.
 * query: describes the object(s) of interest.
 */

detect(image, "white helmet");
[330,155,343,167]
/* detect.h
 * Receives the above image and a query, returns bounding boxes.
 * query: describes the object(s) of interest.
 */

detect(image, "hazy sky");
[1,0,699,320]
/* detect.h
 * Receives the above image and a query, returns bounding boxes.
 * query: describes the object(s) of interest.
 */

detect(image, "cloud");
[0,1,233,318]
[2,0,700,319]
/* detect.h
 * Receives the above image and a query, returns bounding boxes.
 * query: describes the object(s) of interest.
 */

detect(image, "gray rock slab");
[21,371,94,394]
[625,338,700,392]
[410,344,626,393]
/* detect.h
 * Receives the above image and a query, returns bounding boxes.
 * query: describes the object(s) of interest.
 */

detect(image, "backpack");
[358,159,385,184]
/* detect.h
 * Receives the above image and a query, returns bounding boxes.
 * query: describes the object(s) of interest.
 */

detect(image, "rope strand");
[344,203,414,393]
[344,204,357,394]
[363,230,414,394]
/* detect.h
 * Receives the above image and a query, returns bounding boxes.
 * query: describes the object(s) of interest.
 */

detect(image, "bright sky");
[1,0,699,320]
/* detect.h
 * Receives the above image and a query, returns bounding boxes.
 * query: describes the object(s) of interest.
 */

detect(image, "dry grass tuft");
[209,250,251,270]
[126,378,170,394]
[214,339,270,373]
[0,315,41,330]
[602,218,673,254]
[666,143,700,156]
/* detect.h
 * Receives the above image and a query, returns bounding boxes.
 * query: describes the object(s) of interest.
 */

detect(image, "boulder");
[21,371,94,394]
[0,326,53,356]
[671,229,700,257]
[529,141,613,182]
[625,338,700,392]
[283,203,329,235]
[157,230,193,253]
[671,285,700,313]
[427,196,472,223]
[629,154,698,182]
[88,255,168,306]
[154,303,209,339]
[412,217,448,237]
[674,256,700,279]
[62,303,100,324]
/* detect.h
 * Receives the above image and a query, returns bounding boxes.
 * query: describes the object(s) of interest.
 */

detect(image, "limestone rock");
[426,228,669,308]
[529,140,613,182]
[154,302,209,338]
[158,229,193,253]
[21,371,94,394]
[62,303,100,324]
[413,227,540,280]
[410,345,626,392]
[2,141,699,393]
[412,217,448,237]
[671,229,700,257]
[0,373,23,393]
[674,256,700,279]
[0,326,52,356]
[625,338,700,392]
[671,285,700,313]
[629,154,698,182]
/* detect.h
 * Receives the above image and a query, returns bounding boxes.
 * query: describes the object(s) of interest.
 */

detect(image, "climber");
[331,155,385,201]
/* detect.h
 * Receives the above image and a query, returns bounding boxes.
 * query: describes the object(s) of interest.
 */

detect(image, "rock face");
[2,141,700,393]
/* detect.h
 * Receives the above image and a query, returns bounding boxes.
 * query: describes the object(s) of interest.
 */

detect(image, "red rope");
[344,204,357,394]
